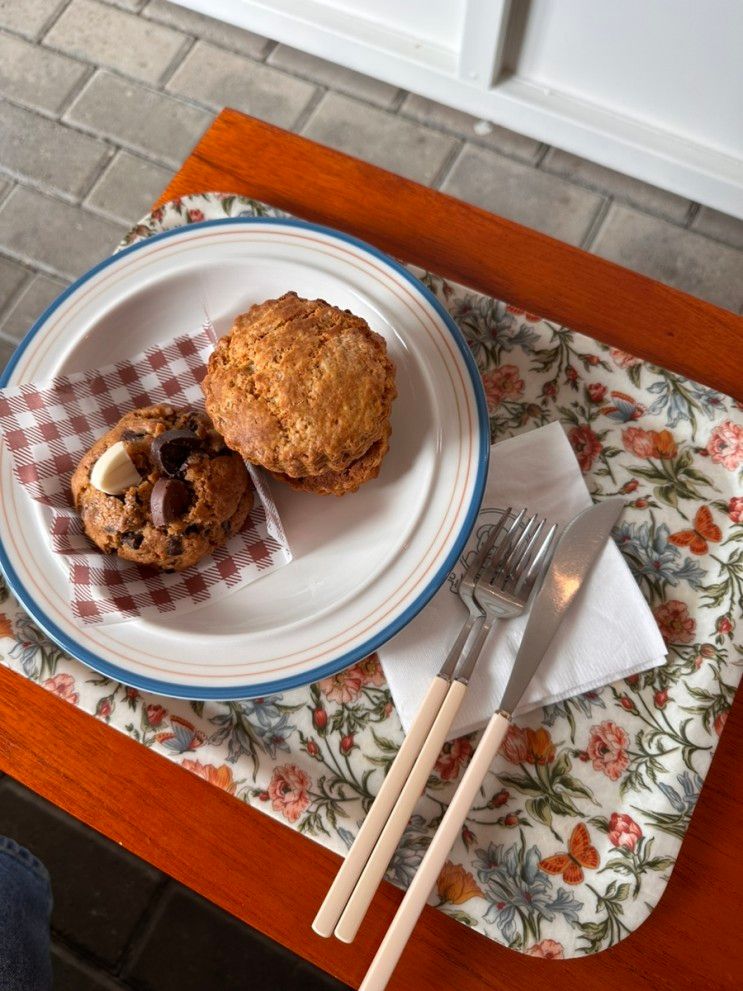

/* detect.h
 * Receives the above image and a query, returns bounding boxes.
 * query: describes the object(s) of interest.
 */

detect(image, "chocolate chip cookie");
[71,405,252,571]
[202,292,397,478]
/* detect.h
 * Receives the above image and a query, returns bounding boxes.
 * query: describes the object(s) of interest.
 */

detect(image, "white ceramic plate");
[0,219,488,698]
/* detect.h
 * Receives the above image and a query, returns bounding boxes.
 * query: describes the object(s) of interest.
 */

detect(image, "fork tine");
[497,513,538,582]
[484,508,526,577]
[514,522,558,597]
[502,518,545,589]
[463,507,512,584]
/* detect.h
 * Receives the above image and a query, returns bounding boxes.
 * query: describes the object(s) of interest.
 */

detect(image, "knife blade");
[499,495,625,714]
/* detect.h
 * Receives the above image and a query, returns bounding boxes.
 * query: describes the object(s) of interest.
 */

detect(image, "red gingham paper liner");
[0,327,292,624]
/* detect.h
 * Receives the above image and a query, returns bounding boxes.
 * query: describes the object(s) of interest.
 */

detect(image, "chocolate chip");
[166,537,183,556]
[121,531,144,549]
[150,478,190,527]
[121,429,146,442]
[185,524,201,535]
[151,429,201,476]
[222,520,232,533]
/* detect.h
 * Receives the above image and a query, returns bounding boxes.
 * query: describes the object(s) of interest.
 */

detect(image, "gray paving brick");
[442,143,604,245]
[0,102,110,200]
[0,0,66,39]
[124,883,350,991]
[268,44,401,109]
[0,255,29,310]
[0,779,162,967]
[109,0,147,10]
[0,271,69,341]
[691,206,743,250]
[541,148,692,224]
[0,31,89,114]
[401,93,542,163]
[592,203,743,312]
[0,186,124,279]
[87,149,170,223]
[0,335,16,371]
[303,92,457,185]
[144,0,273,59]
[167,41,317,128]
[67,71,212,168]
[52,942,129,991]
[45,0,188,84]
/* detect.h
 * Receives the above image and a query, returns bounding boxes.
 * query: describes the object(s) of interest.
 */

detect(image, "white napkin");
[380,422,667,738]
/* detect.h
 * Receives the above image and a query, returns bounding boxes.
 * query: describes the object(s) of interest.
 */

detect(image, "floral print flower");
[0,613,13,639]
[622,427,655,458]
[609,347,642,369]
[268,764,311,823]
[654,600,695,644]
[435,736,474,780]
[608,813,642,851]
[587,721,630,781]
[568,425,602,473]
[587,383,607,403]
[526,939,565,959]
[502,725,556,765]
[318,666,364,703]
[707,420,743,470]
[436,862,483,904]
[42,672,79,705]
[501,725,530,763]
[145,704,167,727]
[482,364,524,408]
[728,496,743,523]
[182,759,236,794]
[358,655,385,687]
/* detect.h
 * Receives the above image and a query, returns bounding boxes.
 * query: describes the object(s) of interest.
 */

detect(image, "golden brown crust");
[71,405,253,571]
[270,422,391,496]
[202,292,397,476]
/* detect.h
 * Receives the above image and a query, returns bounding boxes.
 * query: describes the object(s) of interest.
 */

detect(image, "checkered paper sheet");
[0,328,292,624]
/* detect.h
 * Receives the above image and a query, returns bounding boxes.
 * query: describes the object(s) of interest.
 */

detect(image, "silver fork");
[328,509,557,943]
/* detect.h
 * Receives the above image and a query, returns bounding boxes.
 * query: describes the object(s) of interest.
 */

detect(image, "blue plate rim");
[0,216,489,699]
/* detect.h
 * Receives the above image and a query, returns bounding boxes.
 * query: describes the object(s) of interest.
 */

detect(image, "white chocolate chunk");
[90,441,142,495]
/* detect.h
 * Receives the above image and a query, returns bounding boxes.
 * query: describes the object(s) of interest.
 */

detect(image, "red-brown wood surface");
[1,111,741,990]
[156,110,743,399]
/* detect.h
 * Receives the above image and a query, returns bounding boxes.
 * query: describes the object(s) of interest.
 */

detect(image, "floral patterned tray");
[1,193,740,961]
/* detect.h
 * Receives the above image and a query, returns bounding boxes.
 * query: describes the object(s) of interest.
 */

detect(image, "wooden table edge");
[1,111,741,990]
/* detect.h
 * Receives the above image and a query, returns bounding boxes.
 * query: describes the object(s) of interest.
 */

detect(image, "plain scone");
[202,292,396,492]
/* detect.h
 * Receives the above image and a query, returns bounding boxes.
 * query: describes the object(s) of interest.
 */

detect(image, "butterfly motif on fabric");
[600,391,646,422]
[668,505,722,556]
[538,822,600,885]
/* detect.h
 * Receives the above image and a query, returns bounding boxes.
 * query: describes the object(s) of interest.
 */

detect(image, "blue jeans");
[0,837,52,991]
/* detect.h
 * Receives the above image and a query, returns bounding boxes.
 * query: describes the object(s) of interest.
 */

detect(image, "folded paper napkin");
[0,328,291,625]
[380,421,667,738]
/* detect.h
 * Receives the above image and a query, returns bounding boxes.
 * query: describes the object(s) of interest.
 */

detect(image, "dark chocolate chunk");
[166,536,183,556]
[121,530,144,549]
[150,478,190,527]
[184,524,201,535]
[121,429,146,442]
[151,429,201,476]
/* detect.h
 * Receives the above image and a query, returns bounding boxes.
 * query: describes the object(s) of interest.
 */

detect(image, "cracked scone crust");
[202,292,397,477]
[71,405,252,571]
[270,422,391,496]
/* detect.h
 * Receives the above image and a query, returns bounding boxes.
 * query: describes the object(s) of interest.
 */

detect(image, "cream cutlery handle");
[359,711,511,991]
[312,675,450,937]
[334,679,469,944]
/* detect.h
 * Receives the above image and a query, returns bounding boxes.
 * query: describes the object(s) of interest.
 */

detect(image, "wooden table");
[1,111,741,990]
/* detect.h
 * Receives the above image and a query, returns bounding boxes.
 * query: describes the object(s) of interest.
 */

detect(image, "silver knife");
[358,497,626,991]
